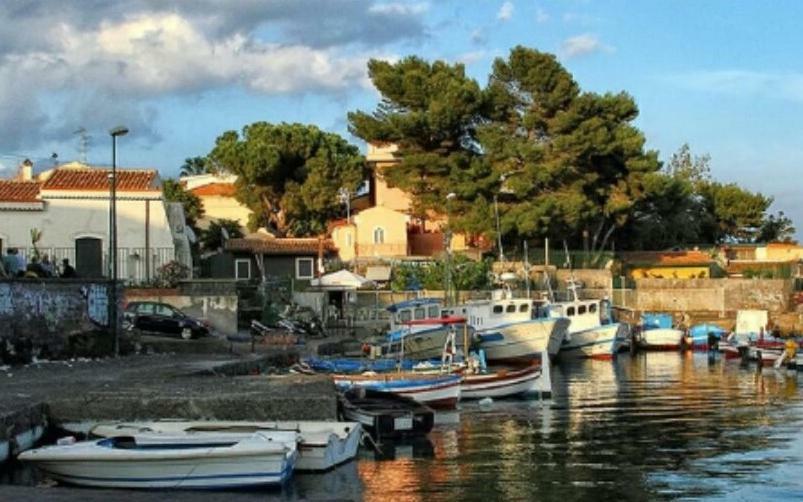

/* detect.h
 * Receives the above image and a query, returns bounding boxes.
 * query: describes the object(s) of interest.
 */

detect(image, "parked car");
[123,301,210,339]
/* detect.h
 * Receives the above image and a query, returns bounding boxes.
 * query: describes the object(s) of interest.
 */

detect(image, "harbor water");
[4,351,803,501]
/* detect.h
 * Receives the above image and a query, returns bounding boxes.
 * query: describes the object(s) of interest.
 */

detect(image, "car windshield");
[155,304,179,317]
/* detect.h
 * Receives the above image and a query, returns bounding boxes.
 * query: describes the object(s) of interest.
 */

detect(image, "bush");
[154,260,190,288]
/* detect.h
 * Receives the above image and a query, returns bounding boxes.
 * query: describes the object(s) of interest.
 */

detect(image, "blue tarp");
[689,324,727,340]
[642,313,673,330]
[386,298,441,313]
[304,357,418,374]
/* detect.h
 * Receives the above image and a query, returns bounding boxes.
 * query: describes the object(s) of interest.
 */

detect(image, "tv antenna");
[73,127,91,163]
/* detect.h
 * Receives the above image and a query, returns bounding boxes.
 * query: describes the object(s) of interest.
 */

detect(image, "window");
[519,304,529,313]
[427,305,439,318]
[235,259,251,280]
[578,305,587,315]
[506,304,516,313]
[414,308,425,320]
[567,306,576,316]
[492,305,503,315]
[155,304,177,317]
[373,227,385,244]
[590,303,598,313]
[296,257,314,279]
[399,310,412,323]
[136,303,155,315]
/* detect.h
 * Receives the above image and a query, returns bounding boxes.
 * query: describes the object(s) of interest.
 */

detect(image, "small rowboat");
[333,372,461,409]
[88,420,361,472]
[18,432,297,489]
[461,364,544,399]
[339,388,434,438]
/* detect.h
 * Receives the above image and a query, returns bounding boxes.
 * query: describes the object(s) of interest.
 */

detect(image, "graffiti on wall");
[83,284,109,327]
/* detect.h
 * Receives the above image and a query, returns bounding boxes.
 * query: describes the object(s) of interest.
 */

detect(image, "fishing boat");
[18,431,297,489]
[688,323,728,350]
[339,388,435,438]
[461,353,552,399]
[637,313,684,350]
[332,372,461,409]
[550,279,628,360]
[370,298,471,360]
[448,288,570,363]
[88,420,361,472]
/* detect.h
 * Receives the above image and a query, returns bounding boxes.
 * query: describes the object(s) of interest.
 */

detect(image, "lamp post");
[444,192,456,305]
[109,125,128,357]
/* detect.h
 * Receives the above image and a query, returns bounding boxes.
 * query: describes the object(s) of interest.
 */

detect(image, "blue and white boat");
[551,280,628,360]
[448,288,569,363]
[18,431,298,489]
[688,323,727,349]
[638,313,684,350]
[333,372,462,409]
[376,298,470,360]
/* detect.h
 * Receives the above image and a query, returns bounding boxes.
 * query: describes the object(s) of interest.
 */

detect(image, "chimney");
[17,159,33,181]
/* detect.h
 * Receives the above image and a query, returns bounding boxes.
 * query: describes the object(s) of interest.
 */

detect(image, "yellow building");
[622,251,714,279]
[182,173,252,230]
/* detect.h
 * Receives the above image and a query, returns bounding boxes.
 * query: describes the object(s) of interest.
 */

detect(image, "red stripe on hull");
[589,354,615,361]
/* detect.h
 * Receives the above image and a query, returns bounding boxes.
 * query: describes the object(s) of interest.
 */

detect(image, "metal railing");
[11,246,175,282]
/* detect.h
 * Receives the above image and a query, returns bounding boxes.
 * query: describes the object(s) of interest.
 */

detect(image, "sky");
[0,0,800,239]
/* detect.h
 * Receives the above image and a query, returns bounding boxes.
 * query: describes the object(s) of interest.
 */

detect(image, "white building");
[0,161,189,281]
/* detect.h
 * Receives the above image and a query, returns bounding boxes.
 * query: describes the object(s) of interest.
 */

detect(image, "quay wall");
[629,278,792,313]
[125,280,239,336]
[0,279,120,363]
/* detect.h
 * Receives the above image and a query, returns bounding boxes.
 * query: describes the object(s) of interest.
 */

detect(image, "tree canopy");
[179,156,212,177]
[162,178,204,228]
[208,122,366,236]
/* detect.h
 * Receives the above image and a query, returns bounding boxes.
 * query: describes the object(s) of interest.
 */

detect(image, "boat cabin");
[548,299,611,333]
[387,298,444,333]
[451,289,549,330]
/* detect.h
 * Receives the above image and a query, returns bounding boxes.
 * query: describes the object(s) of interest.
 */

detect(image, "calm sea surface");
[5,352,803,501]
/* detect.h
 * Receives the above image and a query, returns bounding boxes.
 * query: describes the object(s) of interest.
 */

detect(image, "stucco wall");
[0,279,120,362]
[197,195,252,230]
[353,206,408,257]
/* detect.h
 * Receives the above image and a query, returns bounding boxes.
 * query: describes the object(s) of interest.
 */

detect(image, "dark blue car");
[123,301,209,339]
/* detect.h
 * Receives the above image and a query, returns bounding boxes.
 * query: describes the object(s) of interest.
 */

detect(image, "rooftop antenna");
[73,127,91,164]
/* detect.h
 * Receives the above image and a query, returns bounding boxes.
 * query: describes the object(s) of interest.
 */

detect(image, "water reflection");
[4,353,803,501]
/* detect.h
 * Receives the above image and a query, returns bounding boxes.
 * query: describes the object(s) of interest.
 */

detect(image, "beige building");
[0,161,187,281]
[182,173,252,230]
[330,142,475,262]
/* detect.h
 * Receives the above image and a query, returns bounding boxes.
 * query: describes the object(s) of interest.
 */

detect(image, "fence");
[12,246,175,283]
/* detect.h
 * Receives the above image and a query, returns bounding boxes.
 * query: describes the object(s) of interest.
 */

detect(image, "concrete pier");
[0,353,337,461]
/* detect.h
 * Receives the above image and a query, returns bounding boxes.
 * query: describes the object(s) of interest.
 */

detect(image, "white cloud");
[560,33,613,58]
[497,1,514,21]
[457,51,488,65]
[535,7,550,24]
[470,28,487,45]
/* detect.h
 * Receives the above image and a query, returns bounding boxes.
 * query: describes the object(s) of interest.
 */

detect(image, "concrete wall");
[622,278,793,313]
[353,206,409,258]
[0,279,120,362]
[125,281,239,336]
[556,269,613,291]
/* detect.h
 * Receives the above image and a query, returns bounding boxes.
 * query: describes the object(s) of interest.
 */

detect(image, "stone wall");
[125,280,239,336]
[626,278,793,313]
[0,279,121,362]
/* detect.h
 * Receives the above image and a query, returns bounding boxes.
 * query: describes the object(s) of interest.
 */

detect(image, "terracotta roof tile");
[42,168,158,191]
[226,234,335,255]
[190,183,237,196]
[0,181,41,202]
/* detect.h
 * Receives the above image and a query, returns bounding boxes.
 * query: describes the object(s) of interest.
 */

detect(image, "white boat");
[448,288,570,363]
[88,421,361,472]
[550,280,628,359]
[638,313,683,350]
[18,431,297,489]
[333,372,462,409]
[461,351,552,399]
[378,298,470,360]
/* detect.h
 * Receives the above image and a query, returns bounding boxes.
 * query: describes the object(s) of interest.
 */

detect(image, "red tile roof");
[42,168,158,192]
[226,234,335,255]
[0,181,41,202]
[190,183,237,196]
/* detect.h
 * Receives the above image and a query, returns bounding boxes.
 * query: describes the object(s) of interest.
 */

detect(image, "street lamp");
[444,192,457,305]
[109,125,128,357]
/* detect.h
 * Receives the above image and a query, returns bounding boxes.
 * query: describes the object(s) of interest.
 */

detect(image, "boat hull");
[333,373,461,409]
[478,318,569,363]
[559,323,626,360]
[89,421,360,472]
[638,328,684,350]
[339,389,434,438]
[461,364,544,399]
[19,435,296,489]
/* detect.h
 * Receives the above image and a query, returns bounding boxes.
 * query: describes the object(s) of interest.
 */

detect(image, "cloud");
[535,7,550,24]
[560,33,613,58]
[662,70,803,102]
[497,1,514,21]
[0,1,427,151]
[470,28,487,45]
[456,51,488,65]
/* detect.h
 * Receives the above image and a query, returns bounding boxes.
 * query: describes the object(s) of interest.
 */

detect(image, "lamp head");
[109,126,129,137]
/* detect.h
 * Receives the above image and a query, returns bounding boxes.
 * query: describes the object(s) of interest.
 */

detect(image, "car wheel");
[181,327,193,340]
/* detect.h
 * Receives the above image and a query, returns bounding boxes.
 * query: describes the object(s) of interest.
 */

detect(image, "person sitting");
[40,254,55,277]
[60,258,76,278]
